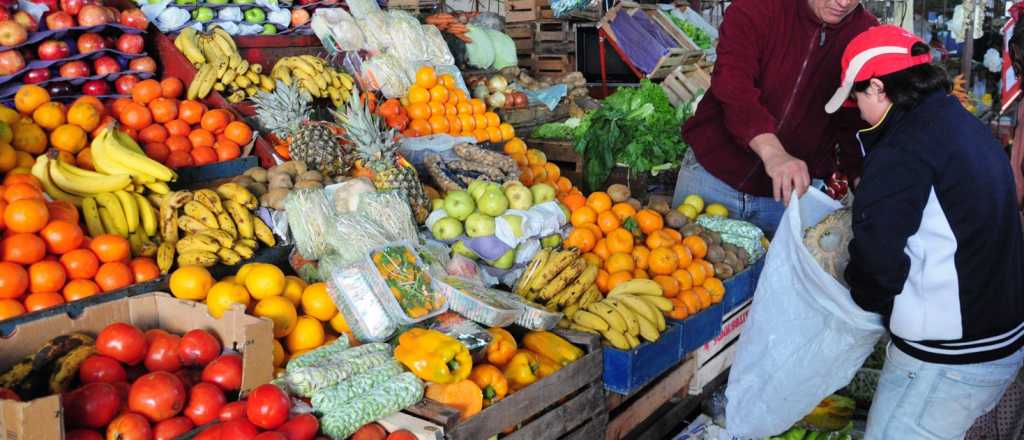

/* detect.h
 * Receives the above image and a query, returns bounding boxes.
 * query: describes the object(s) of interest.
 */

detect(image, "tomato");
[351,423,387,440]
[106,412,152,440]
[219,400,247,422]
[78,354,127,384]
[178,329,221,367]
[201,354,242,391]
[128,371,187,422]
[254,433,288,440]
[386,430,418,440]
[246,384,290,430]
[65,382,123,428]
[144,329,181,372]
[153,416,195,440]
[219,419,259,440]
[173,368,201,388]
[96,322,148,366]
[0,387,19,401]
[194,424,222,440]
[110,381,131,412]
[277,414,319,440]
[184,382,226,426]
[66,429,104,440]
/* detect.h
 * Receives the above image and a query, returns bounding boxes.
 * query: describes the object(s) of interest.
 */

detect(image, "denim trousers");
[865,344,1024,440]
[671,153,786,235]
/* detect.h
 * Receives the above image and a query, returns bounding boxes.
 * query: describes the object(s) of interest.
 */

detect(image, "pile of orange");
[563,191,725,320]
[117,78,251,169]
[5,85,102,172]
[504,141,583,205]
[0,174,160,321]
[401,66,515,143]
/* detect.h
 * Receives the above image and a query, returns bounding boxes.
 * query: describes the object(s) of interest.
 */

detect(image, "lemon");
[329,312,351,335]
[254,296,298,338]
[244,263,286,300]
[206,281,251,318]
[301,282,337,321]
[286,316,325,352]
[169,266,214,301]
[235,263,257,284]
[682,194,705,212]
[271,338,285,368]
[282,276,307,306]
[220,275,236,284]
[705,203,729,218]
[679,204,700,220]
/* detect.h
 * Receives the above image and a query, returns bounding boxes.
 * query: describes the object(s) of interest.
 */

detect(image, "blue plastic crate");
[603,322,684,395]
[721,258,764,311]
[676,303,724,355]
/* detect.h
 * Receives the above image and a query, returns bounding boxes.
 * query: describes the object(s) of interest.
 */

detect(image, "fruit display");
[399,66,516,142]
[231,160,334,210]
[423,142,519,192]
[504,139,582,204]
[269,55,355,108]
[174,26,276,103]
[152,0,320,36]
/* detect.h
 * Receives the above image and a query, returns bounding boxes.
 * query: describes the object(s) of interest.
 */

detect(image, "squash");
[425,380,484,421]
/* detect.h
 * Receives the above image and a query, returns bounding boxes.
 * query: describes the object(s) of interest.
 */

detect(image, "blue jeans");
[671,153,786,234]
[865,344,1024,440]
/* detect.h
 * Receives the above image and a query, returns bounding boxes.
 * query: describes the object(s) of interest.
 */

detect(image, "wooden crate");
[506,0,555,22]
[518,53,534,69]
[406,330,606,439]
[605,357,697,440]
[566,1,603,21]
[646,7,704,64]
[526,138,583,186]
[507,23,535,55]
[387,0,437,13]
[688,300,750,395]
[534,21,576,54]
[597,2,703,79]
[662,64,711,106]
[532,54,575,77]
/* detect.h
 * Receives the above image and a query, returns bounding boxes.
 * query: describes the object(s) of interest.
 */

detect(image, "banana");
[245,86,258,97]
[245,70,260,84]
[132,193,157,237]
[557,264,598,307]
[221,68,238,86]
[568,323,598,334]
[145,182,170,195]
[128,228,143,255]
[49,344,95,393]
[235,59,250,75]
[177,29,206,65]
[31,155,82,206]
[238,238,257,249]
[224,200,253,239]
[563,303,580,319]
[515,249,549,297]
[235,74,251,89]
[184,201,218,229]
[638,295,673,312]
[212,27,237,52]
[178,251,218,267]
[137,235,158,258]
[635,313,660,342]
[625,332,641,349]
[253,216,276,247]
[337,72,354,90]
[217,183,258,209]
[529,249,579,291]
[538,258,586,300]
[114,190,139,233]
[608,279,664,297]
[233,241,255,259]
[81,197,104,237]
[587,302,627,333]
[192,189,224,214]
[601,329,631,350]
[217,248,242,265]
[160,202,179,243]
[197,229,234,248]
[571,310,609,332]
[195,63,217,100]
[259,75,275,92]
[178,215,210,234]
[106,130,177,182]
[216,211,237,239]
[157,242,175,273]
[579,285,601,308]
[95,193,129,236]
[49,158,131,195]
[653,302,666,332]
[604,298,640,337]
[556,318,571,329]
[616,294,661,329]
[176,235,220,254]
[97,206,115,235]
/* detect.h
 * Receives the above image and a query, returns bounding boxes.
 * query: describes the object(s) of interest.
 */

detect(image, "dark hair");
[1010,19,1024,80]
[852,42,951,110]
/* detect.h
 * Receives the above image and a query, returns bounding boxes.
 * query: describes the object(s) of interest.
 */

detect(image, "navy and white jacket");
[844,91,1024,365]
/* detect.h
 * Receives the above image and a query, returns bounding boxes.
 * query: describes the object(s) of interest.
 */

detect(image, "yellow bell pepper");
[486,327,518,367]
[503,350,541,391]
[469,364,509,407]
[522,331,583,367]
[528,350,560,379]
[395,328,472,384]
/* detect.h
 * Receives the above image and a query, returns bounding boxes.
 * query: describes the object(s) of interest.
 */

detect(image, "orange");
[611,202,637,221]
[14,151,33,169]
[645,230,676,249]
[12,120,47,155]
[582,252,602,268]
[565,228,596,253]
[596,269,610,293]
[287,315,326,352]
[680,290,701,314]
[169,265,214,300]
[672,244,693,269]
[63,279,100,302]
[703,277,725,302]
[60,249,99,280]
[415,66,438,89]
[698,259,714,279]
[32,102,65,130]
[131,79,161,105]
[408,85,430,105]
[214,140,241,162]
[499,123,515,141]
[633,268,648,279]
[66,101,100,132]
[0,261,28,299]
[281,275,307,305]
[427,101,444,118]
[607,271,633,291]
[429,85,449,103]
[561,192,586,211]
[148,97,178,123]
[24,292,64,312]
[46,200,78,224]
[526,149,546,165]
[683,236,708,259]
[686,263,706,286]
[5,199,48,233]
[579,223,603,241]
[188,128,215,149]
[439,73,456,88]
[72,96,105,116]
[570,206,597,227]
[138,124,169,144]
[40,220,83,255]
[160,77,184,99]
[191,146,217,166]
[556,177,572,193]
[206,280,251,318]
[255,296,299,337]
[632,245,650,270]
[409,119,431,136]
[200,109,231,133]
[693,286,711,309]
[605,252,635,274]
[301,282,337,321]
[4,182,42,203]
[14,85,49,114]
[165,119,191,138]
[530,165,547,183]
[593,239,609,261]
[89,234,130,263]
[165,135,192,153]
[605,228,635,254]
[95,262,133,292]
[470,99,486,114]
[596,210,620,234]
[487,126,503,144]
[503,138,526,155]
[407,103,431,121]
[636,209,664,235]
[456,102,473,115]
[50,124,88,154]
[484,112,500,128]
[244,263,286,300]
[586,192,612,213]
[119,103,152,130]
[179,100,206,125]
[428,115,450,135]
[0,299,24,320]
[129,257,160,283]
[654,275,680,298]
[458,114,476,131]
[648,247,679,276]
[543,163,560,182]
[664,228,682,243]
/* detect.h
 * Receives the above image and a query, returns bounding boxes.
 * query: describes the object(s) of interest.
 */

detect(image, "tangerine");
[164,119,191,137]
[89,234,130,263]
[131,79,162,105]
[129,257,160,283]
[0,261,28,299]
[605,228,635,254]
[191,146,217,166]
[635,209,664,235]
[0,299,24,319]
[179,100,206,125]
[605,252,635,274]
[188,128,215,149]
[570,206,596,227]
[200,109,231,133]
[28,260,65,294]
[415,67,438,89]
[63,279,100,301]
[5,199,48,233]
[148,98,178,123]
[32,101,65,130]
[137,124,169,144]
[565,228,596,253]
[50,124,88,154]
[2,233,45,264]
[60,248,99,279]
[40,220,83,254]
[24,292,64,312]
[165,135,192,153]
[632,245,650,270]
[611,203,637,220]
[654,275,680,298]
[596,210,620,233]
[144,143,170,163]
[214,140,240,162]
[607,271,633,291]
[648,247,679,276]
[682,236,708,259]
[119,103,152,130]
[224,121,252,145]
[672,269,693,290]
[14,85,49,114]
[160,78,184,99]
[407,85,430,105]
[95,261,133,292]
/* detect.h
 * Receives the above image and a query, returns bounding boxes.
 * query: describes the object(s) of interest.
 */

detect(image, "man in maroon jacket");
[673,0,877,233]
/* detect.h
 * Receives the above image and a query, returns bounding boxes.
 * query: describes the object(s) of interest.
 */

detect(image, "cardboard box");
[688,299,750,395]
[0,292,274,440]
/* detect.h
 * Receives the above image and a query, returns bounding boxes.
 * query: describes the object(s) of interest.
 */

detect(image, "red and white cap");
[825,25,932,114]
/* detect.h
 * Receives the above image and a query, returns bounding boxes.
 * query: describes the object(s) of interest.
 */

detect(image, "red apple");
[59,60,89,78]
[0,8,11,22]
[0,20,26,47]
[93,55,119,75]
[118,8,147,30]
[13,11,38,33]
[82,79,108,96]
[77,4,109,27]
[290,9,310,27]
[47,81,72,97]
[114,74,138,94]
[23,67,49,83]
[37,40,70,61]
[116,34,143,55]
[60,0,86,16]
[104,7,118,23]
[45,11,74,31]
[127,56,155,73]
[76,32,106,55]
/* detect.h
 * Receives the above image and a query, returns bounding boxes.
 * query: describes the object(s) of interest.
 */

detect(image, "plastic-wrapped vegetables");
[388,10,429,65]
[358,190,418,243]
[320,373,425,439]
[422,25,455,66]
[284,189,334,259]
[359,11,394,53]
[311,8,367,52]
[287,342,390,372]
[282,351,393,397]
[327,212,392,264]
[347,0,382,19]
[362,53,413,98]
[311,361,405,413]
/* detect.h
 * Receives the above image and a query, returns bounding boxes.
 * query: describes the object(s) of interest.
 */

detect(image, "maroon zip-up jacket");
[682,0,877,197]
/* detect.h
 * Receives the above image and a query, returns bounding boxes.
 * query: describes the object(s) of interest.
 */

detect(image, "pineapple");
[335,89,430,223]
[250,80,311,140]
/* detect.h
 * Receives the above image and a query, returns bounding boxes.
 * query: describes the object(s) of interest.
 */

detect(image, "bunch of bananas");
[154,183,276,273]
[562,279,673,350]
[0,333,95,399]
[270,55,354,108]
[31,127,175,209]
[81,190,159,257]
[514,248,602,313]
[175,26,276,104]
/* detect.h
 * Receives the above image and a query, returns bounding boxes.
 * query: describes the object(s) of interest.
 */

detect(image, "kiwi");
[736,248,751,264]
[665,211,688,229]
[626,198,643,211]
[647,195,672,215]
[706,244,726,263]
[723,252,742,272]
[681,224,704,237]
[706,231,722,246]
[714,263,735,279]
[607,184,630,203]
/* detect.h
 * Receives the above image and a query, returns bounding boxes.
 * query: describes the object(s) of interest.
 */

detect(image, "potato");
[261,188,290,210]
[293,180,323,190]
[232,175,257,187]
[607,184,630,203]
[268,173,293,190]
[297,171,323,182]
[665,211,688,229]
[243,167,268,183]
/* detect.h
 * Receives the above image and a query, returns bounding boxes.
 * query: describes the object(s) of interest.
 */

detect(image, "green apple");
[234,0,253,4]
[501,215,524,238]
[432,199,445,211]
[490,249,516,269]
[465,212,496,237]
[505,183,533,210]
[467,180,485,196]
[207,0,228,5]
[530,183,556,204]
[444,191,476,221]
[558,202,570,221]
[261,23,277,34]
[452,241,478,260]
[192,7,215,22]
[541,234,562,249]
[469,181,489,200]
[431,217,463,241]
[244,7,266,23]
[176,0,197,5]
[477,188,509,216]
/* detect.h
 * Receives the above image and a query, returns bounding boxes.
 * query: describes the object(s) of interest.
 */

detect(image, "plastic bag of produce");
[267,9,291,28]
[347,0,382,18]
[725,188,884,438]
[359,11,394,53]
[361,52,412,98]
[388,10,430,66]
[311,8,367,52]
[218,7,243,22]
[155,6,190,32]
[422,25,456,66]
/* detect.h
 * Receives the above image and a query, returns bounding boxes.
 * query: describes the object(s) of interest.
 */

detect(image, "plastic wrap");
[283,189,334,260]
[487,29,517,69]
[359,11,394,53]
[322,256,399,342]
[465,25,495,69]
[515,301,562,330]
[469,13,504,32]
[388,10,430,65]
[346,0,382,18]
[368,243,448,324]
[327,212,392,264]
[422,25,456,66]
[437,276,522,327]
[358,191,418,243]
[361,52,412,98]
[311,8,366,52]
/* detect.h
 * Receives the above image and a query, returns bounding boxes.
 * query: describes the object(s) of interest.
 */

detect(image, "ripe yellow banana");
[224,200,253,239]
[81,197,104,237]
[184,201,218,229]
[217,183,258,209]
[145,182,170,195]
[30,155,82,206]
[48,158,131,195]
[515,249,549,297]
[197,229,234,248]
[538,258,586,300]
[609,279,664,297]
[604,298,640,337]
[90,130,156,184]
[157,242,175,273]
[587,302,627,333]
[178,251,218,267]
[571,310,609,332]
[635,313,660,342]
[107,130,176,182]
[638,295,673,312]
[253,216,276,247]
[601,329,631,350]
[114,190,138,233]
[95,193,129,237]
[193,189,224,213]
[616,294,661,329]
[530,249,579,291]
[216,211,237,239]
[132,193,157,237]
[176,235,220,254]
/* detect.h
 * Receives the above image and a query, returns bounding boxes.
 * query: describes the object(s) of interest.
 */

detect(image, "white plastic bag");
[724,188,885,438]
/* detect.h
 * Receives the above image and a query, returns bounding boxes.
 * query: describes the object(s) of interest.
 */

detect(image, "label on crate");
[694,299,751,367]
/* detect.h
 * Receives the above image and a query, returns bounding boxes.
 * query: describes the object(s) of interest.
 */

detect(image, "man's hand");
[750,133,810,205]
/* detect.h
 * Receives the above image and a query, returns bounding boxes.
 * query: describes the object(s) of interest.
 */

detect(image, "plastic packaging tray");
[436,276,521,327]
[367,242,448,325]
[322,256,398,343]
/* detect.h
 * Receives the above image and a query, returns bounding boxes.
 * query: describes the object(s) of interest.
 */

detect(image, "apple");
[47,81,72,97]
[93,55,120,74]
[118,8,148,30]
[59,60,89,78]
[0,20,27,46]
[290,8,309,26]
[0,50,24,75]
[191,7,214,22]
[81,79,109,96]
[557,202,570,223]
[467,180,485,196]
[501,215,524,238]
[37,40,70,61]
[127,56,155,73]
[76,32,106,54]
[175,0,197,5]
[477,189,508,216]
[233,0,253,4]
[13,12,38,33]
[443,191,476,221]
[261,24,276,35]
[77,5,110,27]
[0,8,10,22]
[244,8,265,24]
[116,34,144,54]
[114,74,138,94]
[452,241,478,261]
[431,199,445,211]
[207,0,227,4]
[431,217,464,241]
[465,213,495,238]
[23,67,49,83]
[541,234,562,249]
[505,184,533,211]
[44,11,74,30]
[60,0,86,15]
[489,249,516,270]
[530,183,556,204]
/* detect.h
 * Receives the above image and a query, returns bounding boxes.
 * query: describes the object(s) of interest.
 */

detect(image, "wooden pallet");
[507,23,535,55]
[662,64,711,106]
[506,0,555,22]
[532,54,575,77]
[688,301,750,395]
[518,53,534,69]
[597,2,703,79]
[605,357,698,440]
[526,138,583,186]
[534,21,576,54]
